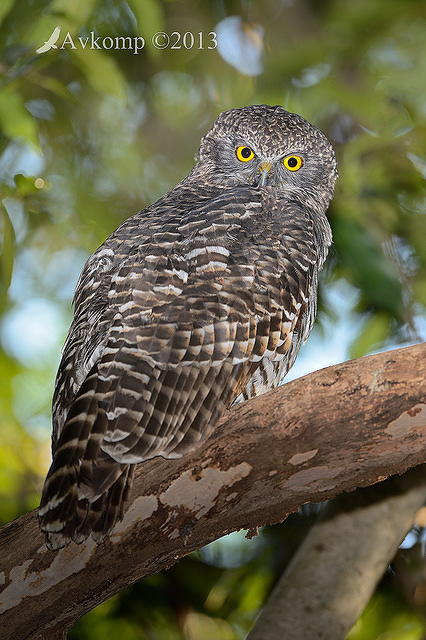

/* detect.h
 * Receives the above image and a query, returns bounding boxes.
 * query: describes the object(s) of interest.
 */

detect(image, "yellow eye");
[236,146,255,162]
[283,155,304,171]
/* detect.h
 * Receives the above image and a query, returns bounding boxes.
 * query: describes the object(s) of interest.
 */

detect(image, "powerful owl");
[39,105,338,548]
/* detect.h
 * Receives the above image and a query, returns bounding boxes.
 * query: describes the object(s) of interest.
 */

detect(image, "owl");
[39,105,338,549]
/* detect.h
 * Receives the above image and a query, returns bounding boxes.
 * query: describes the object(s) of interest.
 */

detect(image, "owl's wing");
[40,187,323,545]
[56,188,319,454]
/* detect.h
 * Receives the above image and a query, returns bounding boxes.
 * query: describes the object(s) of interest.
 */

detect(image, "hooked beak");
[257,162,272,186]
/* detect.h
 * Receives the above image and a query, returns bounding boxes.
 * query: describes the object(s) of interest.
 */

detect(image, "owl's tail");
[39,450,134,550]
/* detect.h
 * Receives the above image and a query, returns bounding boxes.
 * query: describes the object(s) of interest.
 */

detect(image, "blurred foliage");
[0,0,425,637]
[347,540,426,640]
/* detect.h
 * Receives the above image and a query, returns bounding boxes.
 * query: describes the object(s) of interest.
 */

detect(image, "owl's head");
[194,105,338,210]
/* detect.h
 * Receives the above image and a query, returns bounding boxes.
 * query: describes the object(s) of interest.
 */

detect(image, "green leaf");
[128,0,164,37]
[0,87,39,147]
[350,312,391,359]
[69,47,128,100]
[333,218,404,319]
[49,0,100,25]
[0,0,14,27]
[31,74,79,102]
[14,173,39,196]
[0,201,16,295]
[127,0,164,55]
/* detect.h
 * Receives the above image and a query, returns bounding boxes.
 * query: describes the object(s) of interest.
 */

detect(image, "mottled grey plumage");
[39,105,338,548]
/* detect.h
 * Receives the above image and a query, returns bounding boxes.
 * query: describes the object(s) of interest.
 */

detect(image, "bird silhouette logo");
[36,26,61,54]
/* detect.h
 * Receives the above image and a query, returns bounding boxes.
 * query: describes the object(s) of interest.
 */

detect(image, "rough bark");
[0,344,425,640]
[247,467,426,640]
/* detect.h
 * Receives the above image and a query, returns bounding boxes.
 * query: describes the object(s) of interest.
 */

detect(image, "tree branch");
[0,344,425,639]
[247,467,426,640]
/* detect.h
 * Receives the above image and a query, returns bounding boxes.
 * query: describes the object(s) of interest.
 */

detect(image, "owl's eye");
[283,155,304,171]
[236,146,255,162]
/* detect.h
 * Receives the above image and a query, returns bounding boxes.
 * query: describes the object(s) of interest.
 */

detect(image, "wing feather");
[40,184,330,547]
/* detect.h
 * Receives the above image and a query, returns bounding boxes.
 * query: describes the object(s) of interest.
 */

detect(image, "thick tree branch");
[0,344,425,639]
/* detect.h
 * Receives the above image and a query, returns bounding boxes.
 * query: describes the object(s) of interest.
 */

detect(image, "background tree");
[0,0,425,638]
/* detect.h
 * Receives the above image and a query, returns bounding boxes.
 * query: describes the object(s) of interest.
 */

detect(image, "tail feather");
[90,464,134,542]
[39,365,135,548]
[39,452,134,549]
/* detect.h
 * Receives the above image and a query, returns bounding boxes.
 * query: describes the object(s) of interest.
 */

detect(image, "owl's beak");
[257,162,272,186]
